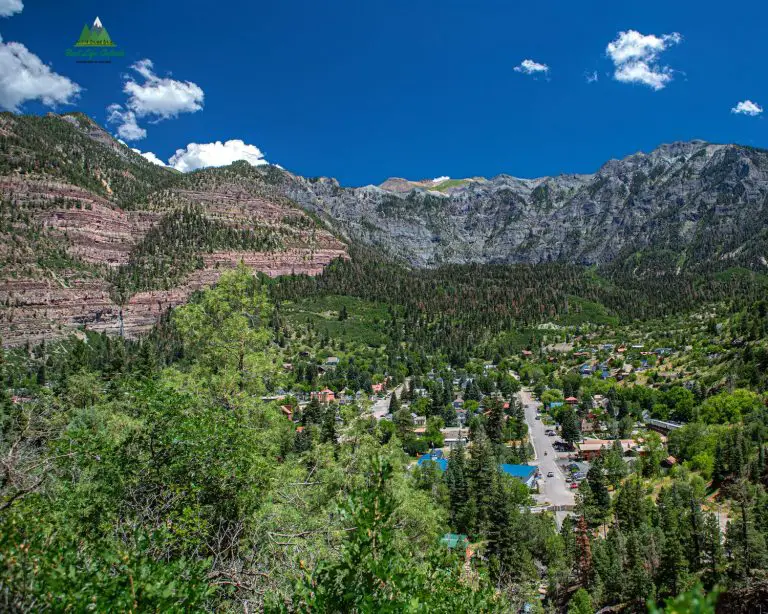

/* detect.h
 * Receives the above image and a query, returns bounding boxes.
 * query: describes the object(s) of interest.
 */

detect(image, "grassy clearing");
[281,295,391,347]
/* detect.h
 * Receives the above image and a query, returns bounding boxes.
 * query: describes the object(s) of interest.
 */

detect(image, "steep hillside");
[0,114,346,346]
[274,141,768,271]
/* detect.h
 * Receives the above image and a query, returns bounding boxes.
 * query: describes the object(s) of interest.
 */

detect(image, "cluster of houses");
[540,343,677,381]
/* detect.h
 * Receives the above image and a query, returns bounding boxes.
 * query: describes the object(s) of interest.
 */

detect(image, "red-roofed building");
[565,396,578,404]
[311,388,336,404]
[372,383,385,394]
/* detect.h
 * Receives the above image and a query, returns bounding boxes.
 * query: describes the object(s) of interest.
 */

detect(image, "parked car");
[565,476,572,483]
[547,471,555,478]
[570,482,580,489]
[535,415,541,420]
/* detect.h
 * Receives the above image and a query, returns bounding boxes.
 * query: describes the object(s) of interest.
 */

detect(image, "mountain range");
[1,111,767,344]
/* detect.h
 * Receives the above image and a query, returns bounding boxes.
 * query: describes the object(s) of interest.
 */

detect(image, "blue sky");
[0,0,765,185]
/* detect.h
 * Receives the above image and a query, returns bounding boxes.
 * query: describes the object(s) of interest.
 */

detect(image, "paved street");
[370,380,407,420]
[519,388,575,512]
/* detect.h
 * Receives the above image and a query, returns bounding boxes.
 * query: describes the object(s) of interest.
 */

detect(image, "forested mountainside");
[275,140,768,271]
[2,112,768,347]
[0,113,346,346]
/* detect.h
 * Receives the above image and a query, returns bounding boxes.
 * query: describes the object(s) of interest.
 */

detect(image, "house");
[499,464,537,488]
[565,396,578,404]
[579,364,593,376]
[417,453,448,472]
[646,418,683,435]
[282,363,293,371]
[522,350,533,357]
[324,356,340,368]
[413,414,427,427]
[549,401,564,409]
[580,417,595,433]
[442,427,469,448]
[280,405,294,420]
[372,383,385,394]
[577,439,636,460]
[311,388,335,404]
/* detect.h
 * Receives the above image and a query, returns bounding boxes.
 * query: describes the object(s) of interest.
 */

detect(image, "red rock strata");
[0,177,347,346]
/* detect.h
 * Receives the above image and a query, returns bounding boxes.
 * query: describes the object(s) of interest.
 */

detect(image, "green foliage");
[276,456,509,612]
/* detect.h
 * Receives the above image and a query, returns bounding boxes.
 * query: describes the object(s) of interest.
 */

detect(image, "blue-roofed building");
[549,401,564,409]
[417,453,448,472]
[499,464,537,487]
[601,370,611,380]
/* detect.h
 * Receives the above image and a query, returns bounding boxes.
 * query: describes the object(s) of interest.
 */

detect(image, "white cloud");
[130,147,168,167]
[168,139,269,172]
[514,59,549,75]
[606,30,682,90]
[0,35,81,111]
[585,71,599,84]
[123,59,204,119]
[106,104,147,141]
[731,100,763,116]
[106,59,203,141]
[432,176,450,183]
[0,0,22,17]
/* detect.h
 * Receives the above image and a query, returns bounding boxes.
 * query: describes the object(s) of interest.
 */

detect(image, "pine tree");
[467,426,496,537]
[560,407,581,444]
[445,444,469,533]
[486,396,504,445]
[321,404,338,446]
[389,390,401,414]
[302,396,323,425]
[575,515,593,587]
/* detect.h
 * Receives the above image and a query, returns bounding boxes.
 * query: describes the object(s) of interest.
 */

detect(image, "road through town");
[519,388,575,512]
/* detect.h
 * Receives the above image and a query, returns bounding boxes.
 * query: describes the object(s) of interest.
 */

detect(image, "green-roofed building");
[440,533,468,549]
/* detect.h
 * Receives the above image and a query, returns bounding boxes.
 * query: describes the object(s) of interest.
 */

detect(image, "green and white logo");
[75,17,116,47]
[67,17,125,62]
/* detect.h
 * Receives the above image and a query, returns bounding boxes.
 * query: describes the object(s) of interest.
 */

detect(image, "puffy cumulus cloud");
[106,104,147,141]
[0,35,81,111]
[513,59,549,75]
[731,100,763,116]
[606,30,681,90]
[168,139,269,172]
[106,59,203,140]
[0,0,23,17]
[432,176,450,183]
[130,147,168,167]
[123,59,204,119]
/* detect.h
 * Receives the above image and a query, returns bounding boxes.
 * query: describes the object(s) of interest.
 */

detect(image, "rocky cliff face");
[3,111,768,345]
[275,140,768,271]
[0,114,347,346]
